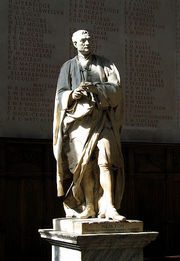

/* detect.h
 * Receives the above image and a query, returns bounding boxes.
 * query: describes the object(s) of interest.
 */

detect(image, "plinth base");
[39,218,158,261]
[53,218,143,234]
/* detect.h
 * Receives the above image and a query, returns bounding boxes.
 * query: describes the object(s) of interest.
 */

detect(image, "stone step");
[53,218,143,234]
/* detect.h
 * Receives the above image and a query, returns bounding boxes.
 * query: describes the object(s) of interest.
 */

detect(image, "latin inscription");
[0,0,179,141]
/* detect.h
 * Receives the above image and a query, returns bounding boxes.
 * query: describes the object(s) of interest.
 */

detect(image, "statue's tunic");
[53,54,124,211]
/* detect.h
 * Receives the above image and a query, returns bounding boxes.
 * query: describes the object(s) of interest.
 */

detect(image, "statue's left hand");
[82,82,98,94]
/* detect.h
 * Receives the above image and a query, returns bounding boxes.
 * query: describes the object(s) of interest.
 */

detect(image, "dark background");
[0,138,180,261]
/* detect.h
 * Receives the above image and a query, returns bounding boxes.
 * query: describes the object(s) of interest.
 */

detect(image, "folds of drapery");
[53,55,124,209]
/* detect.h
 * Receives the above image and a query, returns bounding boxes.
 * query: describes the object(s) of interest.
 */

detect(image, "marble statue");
[53,30,125,220]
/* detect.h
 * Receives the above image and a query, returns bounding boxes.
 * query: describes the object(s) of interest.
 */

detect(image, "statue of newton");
[53,30,125,221]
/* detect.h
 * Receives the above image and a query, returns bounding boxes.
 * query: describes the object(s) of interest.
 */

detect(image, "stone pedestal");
[38,218,158,261]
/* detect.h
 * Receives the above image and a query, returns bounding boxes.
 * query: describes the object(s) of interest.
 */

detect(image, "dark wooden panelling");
[0,138,59,261]
[166,175,180,255]
[172,149,180,173]
[0,228,5,261]
[0,139,180,261]
[129,145,166,173]
[121,143,180,259]
[121,175,136,218]
[134,174,166,258]
[43,178,65,225]
[4,179,21,260]
[19,179,44,260]
[5,144,44,173]
[0,178,6,261]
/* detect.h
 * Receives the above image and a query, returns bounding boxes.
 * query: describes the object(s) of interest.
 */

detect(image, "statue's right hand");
[72,83,85,100]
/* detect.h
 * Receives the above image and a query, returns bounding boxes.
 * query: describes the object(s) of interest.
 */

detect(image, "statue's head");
[72,30,91,55]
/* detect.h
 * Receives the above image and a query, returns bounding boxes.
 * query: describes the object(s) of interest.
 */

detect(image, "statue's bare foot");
[78,204,96,219]
[98,197,106,218]
[98,212,106,218]
[106,207,126,221]
[64,203,80,218]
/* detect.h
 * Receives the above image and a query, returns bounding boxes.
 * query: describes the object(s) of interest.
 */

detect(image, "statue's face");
[74,34,91,55]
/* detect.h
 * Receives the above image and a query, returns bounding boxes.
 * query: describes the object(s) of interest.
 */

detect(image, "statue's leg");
[97,138,126,221]
[78,161,96,218]
[98,164,125,221]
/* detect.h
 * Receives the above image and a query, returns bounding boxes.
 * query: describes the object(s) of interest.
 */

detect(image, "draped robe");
[53,54,124,213]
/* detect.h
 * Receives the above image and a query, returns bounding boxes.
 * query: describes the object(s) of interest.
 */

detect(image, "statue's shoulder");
[93,54,112,67]
[61,56,77,70]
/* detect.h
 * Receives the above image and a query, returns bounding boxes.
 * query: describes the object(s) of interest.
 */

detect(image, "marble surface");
[39,229,158,250]
[39,229,158,260]
[39,218,158,261]
[52,245,143,261]
[53,218,143,234]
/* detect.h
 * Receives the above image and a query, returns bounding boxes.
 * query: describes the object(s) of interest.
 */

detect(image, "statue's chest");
[86,64,101,83]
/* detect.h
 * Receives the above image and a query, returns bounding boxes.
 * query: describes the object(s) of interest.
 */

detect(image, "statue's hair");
[72,30,90,43]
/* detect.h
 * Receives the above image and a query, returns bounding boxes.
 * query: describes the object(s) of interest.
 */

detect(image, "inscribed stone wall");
[122,0,177,142]
[176,0,180,132]
[0,0,179,142]
[0,0,68,138]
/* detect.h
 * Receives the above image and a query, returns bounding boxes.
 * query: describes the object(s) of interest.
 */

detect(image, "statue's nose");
[85,40,89,45]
